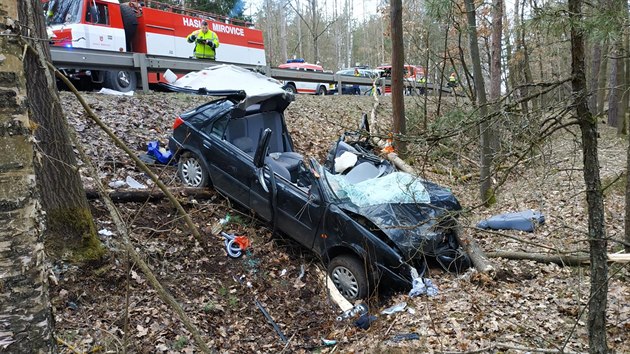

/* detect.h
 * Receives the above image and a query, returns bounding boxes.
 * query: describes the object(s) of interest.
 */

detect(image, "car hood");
[328,173,461,257]
[161,65,293,108]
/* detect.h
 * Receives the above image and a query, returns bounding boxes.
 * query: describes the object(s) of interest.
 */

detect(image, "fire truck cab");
[46,0,266,91]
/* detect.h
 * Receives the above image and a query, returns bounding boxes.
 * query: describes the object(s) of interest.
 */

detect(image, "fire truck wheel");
[104,70,137,92]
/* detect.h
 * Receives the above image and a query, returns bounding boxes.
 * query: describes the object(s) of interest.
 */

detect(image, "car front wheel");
[178,152,209,187]
[328,255,368,301]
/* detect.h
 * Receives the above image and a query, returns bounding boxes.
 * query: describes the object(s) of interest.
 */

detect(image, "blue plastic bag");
[147,141,174,165]
[477,209,545,232]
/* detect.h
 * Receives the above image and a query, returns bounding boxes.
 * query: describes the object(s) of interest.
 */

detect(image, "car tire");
[328,255,369,301]
[104,70,137,92]
[283,83,297,94]
[316,86,327,95]
[177,152,209,187]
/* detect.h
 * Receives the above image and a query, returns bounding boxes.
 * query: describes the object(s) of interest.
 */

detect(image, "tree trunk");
[21,0,105,262]
[569,0,609,351]
[490,0,503,154]
[0,0,53,351]
[589,42,603,113]
[280,1,288,62]
[390,0,406,154]
[464,0,492,205]
[607,43,620,127]
[597,41,609,116]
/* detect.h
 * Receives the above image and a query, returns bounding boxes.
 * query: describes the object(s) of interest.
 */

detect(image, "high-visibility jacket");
[186,29,220,60]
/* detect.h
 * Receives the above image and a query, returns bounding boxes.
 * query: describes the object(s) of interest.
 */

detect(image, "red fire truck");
[45,0,266,91]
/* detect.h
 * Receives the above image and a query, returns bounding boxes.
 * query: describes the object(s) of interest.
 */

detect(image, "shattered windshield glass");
[46,0,83,25]
[323,170,431,208]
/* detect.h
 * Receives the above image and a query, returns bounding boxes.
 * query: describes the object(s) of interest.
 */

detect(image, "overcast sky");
[246,0,381,22]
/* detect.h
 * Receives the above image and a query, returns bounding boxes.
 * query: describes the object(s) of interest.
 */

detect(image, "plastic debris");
[409,278,438,297]
[125,176,147,189]
[476,209,545,232]
[336,303,368,321]
[147,141,174,165]
[390,333,420,342]
[98,229,114,237]
[321,338,337,346]
[221,232,250,258]
[381,302,407,315]
[108,180,126,189]
[354,313,377,330]
[98,87,134,96]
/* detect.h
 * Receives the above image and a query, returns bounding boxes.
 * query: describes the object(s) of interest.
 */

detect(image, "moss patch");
[44,207,106,262]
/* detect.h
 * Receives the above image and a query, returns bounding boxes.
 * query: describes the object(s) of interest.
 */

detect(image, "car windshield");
[321,168,431,208]
[47,0,83,25]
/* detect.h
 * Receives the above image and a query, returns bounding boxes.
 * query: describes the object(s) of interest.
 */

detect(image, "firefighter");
[352,68,361,95]
[186,20,220,60]
[447,72,458,88]
[417,74,426,95]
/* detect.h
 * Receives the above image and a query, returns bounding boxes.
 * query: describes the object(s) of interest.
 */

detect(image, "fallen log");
[455,225,495,273]
[487,251,630,266]
[85,187,214,202]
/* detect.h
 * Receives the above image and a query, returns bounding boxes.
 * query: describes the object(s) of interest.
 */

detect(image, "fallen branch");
[85,187,214,203]
[455,225,494,273]
[487,251,630,266]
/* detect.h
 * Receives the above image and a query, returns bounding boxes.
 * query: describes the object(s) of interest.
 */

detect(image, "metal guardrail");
[50,47,449,94]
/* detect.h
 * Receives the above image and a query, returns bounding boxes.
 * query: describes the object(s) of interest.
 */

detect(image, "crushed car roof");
[161,65,293,108]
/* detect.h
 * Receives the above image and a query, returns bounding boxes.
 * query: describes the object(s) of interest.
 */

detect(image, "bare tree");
[0,0,53,351]
[391,0,406,153]
[568,0,609,351]
[21,0,105,262]
[463,0,492,205]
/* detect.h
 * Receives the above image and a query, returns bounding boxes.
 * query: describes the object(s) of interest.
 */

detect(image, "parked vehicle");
[328,68,380,95]
[45,0,265,91]
[278,60,329,95]
[167,66,470,301]
[376,64,425,94]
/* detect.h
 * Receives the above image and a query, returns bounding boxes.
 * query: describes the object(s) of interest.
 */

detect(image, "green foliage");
[173,336,188,350]
[203,301,216,313]
[227,295,239,309]
[218,286,229,297]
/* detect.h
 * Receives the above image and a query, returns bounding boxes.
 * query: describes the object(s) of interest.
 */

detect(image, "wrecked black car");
[167,65,470,301]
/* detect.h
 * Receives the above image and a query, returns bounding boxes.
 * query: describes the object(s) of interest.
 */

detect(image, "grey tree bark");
[0,1,53,351]
[568,0,609,351]
[464,0,492,205]
[589,42,603,113]
[390,0,406,154]
[596,41,609,116]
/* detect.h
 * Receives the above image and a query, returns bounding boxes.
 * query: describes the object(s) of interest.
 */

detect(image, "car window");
[202,113,230,138]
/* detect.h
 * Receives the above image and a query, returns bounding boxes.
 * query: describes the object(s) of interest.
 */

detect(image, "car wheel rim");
[331,266,359,299]
[182,158,203,186]
[118,71,130,88]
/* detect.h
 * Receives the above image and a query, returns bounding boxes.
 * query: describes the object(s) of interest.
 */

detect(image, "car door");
[201,113,252,207]
[250,130,324,249]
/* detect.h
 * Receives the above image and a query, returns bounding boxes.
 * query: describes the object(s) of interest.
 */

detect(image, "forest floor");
[52,90,629,353]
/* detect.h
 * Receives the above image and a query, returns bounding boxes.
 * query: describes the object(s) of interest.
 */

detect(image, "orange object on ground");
[234,236,251,250]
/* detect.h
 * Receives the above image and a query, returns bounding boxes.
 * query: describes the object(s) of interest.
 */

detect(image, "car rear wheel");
[316,86,327,95]
[178,152,209,187]
[328,255,368,301]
